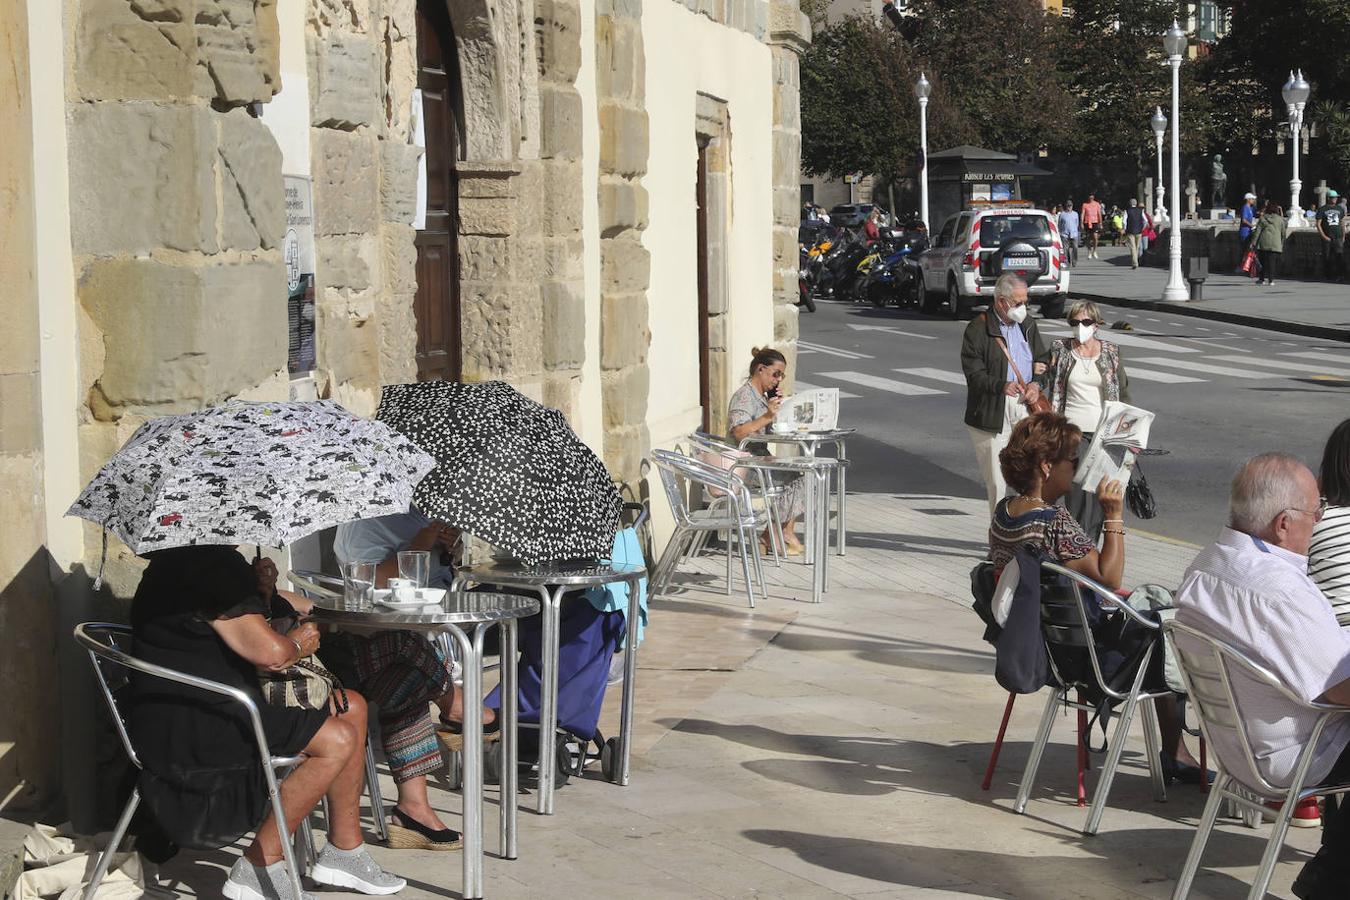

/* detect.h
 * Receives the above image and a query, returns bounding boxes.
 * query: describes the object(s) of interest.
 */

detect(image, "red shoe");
[1291,796,1322,828]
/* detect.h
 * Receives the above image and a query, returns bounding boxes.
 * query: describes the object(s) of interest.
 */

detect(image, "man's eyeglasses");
[1285,497,1329,521]
[1067,318,1097,328]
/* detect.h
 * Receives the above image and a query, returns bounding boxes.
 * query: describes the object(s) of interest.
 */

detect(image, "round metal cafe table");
[451,558,646,815]
[739,427,854,556]
[308,590,538,900]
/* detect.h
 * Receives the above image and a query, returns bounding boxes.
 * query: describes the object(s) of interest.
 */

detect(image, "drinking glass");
[342,561,377,610]
[398,550,431,589]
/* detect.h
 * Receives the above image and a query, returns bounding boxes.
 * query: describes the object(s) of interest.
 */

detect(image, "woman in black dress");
[130,545,405,900]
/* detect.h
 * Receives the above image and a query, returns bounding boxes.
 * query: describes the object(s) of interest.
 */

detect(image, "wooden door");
[414,1,461,381]
[696,140,711,433]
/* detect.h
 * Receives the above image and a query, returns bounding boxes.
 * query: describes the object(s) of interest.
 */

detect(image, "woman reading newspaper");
[990,412,1206,784]
[728,347,806,555]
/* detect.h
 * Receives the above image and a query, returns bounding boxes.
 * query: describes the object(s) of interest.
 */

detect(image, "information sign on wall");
[283,175,317,374]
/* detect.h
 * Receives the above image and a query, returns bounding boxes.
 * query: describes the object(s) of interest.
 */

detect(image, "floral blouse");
[1044,338,1130,420]
[988,498,1095,573]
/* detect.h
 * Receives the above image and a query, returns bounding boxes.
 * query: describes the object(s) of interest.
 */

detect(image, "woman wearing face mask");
[1042,300,1131,541]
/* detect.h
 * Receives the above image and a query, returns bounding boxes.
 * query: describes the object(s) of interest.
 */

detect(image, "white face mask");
[1074,323,1096,343]
[1005,303,1028,324]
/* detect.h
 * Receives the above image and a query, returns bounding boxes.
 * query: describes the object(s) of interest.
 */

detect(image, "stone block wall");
[766,0,809,354]
[596,0,652,487]
[307,0,423,413]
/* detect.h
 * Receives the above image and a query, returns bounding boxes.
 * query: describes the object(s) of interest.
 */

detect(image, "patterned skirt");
[341,630,452,783]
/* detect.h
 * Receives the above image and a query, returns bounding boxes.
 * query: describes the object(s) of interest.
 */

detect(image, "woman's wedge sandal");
[385,807,463,851]
[436,711,502,752]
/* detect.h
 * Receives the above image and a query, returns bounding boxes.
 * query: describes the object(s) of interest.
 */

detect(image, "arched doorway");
[413,0,461,381]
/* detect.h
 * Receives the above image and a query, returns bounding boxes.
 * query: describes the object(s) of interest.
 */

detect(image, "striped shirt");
[1174,528,1350,788]
[1311,504,1350,622]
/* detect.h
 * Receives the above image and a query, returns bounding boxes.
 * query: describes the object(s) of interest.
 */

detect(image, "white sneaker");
[222,857,315,900]
[311,844,406,895]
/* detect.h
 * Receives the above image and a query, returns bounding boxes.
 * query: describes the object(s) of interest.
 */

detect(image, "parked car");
[828,203,887,229]
[916,207,1070,319]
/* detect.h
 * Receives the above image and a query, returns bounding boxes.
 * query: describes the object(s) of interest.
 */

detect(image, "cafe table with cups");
[296,558,536,900]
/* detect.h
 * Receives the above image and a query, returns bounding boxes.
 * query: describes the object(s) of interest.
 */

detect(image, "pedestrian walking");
[1080,194,1104,258]
[1108,206,1125,246]
[1042,300,1131,541]
[960,274,1049,517]
[1057,201,1080,267]
[1123,199,1146,268]
[1237,191,1259,276]
[1252,200,1287,286]
[1316,189,1346,282]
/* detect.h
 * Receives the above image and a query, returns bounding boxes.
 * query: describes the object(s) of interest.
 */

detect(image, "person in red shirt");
[1080,194,1105,259]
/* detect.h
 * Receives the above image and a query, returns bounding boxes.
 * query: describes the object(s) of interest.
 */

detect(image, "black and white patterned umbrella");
[68,400,435,555]
[376,381,622,564]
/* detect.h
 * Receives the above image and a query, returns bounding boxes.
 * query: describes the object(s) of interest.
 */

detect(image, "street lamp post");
[1150,106,1168,226]
[1161,22,1187,302]
[915,73,931,229]
[1282,70,1311,229]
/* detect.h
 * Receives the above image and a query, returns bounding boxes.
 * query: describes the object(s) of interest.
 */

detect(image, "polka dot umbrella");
[376,381,623,564]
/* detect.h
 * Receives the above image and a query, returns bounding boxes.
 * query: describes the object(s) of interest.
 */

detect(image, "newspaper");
[1072,401,1154,488]
[775,388,840,433]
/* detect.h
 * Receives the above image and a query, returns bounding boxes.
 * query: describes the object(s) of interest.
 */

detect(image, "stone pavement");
[1068,245,1350,342]
[150,491,1318,899]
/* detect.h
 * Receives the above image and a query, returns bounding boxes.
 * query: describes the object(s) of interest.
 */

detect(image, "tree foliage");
[799,17,974,180]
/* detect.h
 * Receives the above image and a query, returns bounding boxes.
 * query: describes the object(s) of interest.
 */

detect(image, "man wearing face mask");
[960,274,1050,516]
[1042,299,1131,540]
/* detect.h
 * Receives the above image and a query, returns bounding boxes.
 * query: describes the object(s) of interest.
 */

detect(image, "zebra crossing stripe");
[797,341,873,360]
[1210,355,1350,379]
[818,371,946,396]
[894,367,966,386]
[1284,351,1350,365]
[1125,367,1206,384]
[1129,356,1271,379]
[793,380,860,399]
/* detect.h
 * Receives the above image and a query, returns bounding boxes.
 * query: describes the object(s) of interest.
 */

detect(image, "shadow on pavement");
[769,625,994,676]
[741,828,1273,899]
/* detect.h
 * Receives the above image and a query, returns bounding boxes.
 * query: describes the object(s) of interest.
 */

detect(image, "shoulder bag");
[994,332,1052,415]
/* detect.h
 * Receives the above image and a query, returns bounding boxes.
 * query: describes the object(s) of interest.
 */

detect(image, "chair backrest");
[1039,561,1159,700]
[73,622,273,772]
[289,568,343,600]
[651,448,752,527]
[683,432,756,499]
[1164,619,1347,797]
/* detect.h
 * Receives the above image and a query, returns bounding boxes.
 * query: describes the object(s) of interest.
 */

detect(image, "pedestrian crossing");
[799,325,1350,401]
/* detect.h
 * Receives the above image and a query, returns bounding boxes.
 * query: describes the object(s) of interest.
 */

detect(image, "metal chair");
[74,623,309,900]
[288,569,392,842]
[1165,620,1350,900]
[1013,561,1170,835]
[650,448,768,607]
[683,432,785,566]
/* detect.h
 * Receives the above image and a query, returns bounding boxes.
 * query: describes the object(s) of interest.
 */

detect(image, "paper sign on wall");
[284,175,317,374]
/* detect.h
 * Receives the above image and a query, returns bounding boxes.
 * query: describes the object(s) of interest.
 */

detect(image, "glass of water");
[397,550,431,589]
[342,561,377,610]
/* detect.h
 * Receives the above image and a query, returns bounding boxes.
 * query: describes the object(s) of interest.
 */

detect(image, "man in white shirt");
[1174,453,1350,899]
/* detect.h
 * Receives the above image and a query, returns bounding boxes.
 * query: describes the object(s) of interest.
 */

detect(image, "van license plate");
[1002,255,1039,271]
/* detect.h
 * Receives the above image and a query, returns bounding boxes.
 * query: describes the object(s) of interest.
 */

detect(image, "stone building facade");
[1,0,808,821]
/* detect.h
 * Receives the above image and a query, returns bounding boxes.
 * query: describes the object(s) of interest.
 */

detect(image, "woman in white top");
[1042,300,1131,541]
[1312,418,1350,624]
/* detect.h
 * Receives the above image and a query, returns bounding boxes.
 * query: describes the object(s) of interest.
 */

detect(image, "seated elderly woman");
[129,545,405,900]
[989,412,1205,782]
[728,346,806,555]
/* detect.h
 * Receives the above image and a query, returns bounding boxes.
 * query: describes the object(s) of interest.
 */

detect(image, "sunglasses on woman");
[1067,318,1097,327]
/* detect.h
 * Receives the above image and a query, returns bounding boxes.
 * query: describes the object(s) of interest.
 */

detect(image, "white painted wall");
[28,0,83,572]
[641,0,776,543]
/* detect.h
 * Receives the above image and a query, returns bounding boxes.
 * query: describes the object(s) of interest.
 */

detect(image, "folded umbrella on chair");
[376,381,622,564]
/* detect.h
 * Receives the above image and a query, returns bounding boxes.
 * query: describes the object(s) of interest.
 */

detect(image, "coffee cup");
[771,421,793,434]
[388,577,417,603]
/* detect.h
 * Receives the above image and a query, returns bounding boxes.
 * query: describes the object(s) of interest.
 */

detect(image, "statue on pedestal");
[1210,154,1227,209]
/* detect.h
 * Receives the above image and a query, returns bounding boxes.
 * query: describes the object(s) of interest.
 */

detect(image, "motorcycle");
[855,226,928,308]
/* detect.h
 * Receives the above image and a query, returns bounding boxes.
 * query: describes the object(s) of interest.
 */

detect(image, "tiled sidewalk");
[153,491,1314,899]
